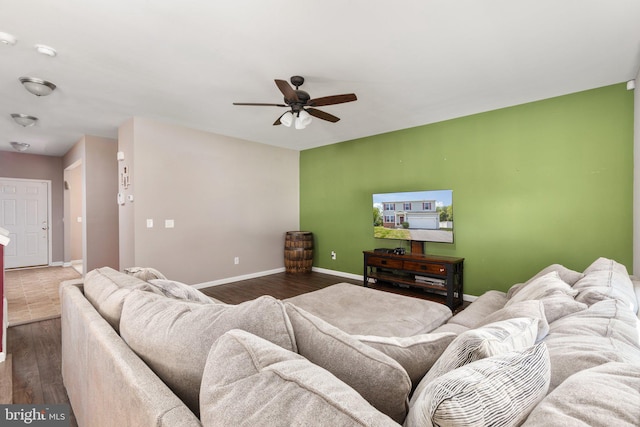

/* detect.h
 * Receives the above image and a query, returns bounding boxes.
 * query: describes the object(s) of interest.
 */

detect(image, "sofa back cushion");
[284,303,411,423]
[573,257,638,314]
[84,267,161,332]
[199,330,398,427]
[120,291,296,416]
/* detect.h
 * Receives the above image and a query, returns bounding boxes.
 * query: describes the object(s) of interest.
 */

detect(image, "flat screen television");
[373,190,453,243]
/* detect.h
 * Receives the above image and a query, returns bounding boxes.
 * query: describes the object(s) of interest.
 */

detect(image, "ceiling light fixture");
[19,76,57,96]
[280,111,294,127]
[35,44,57,57]
[10,141,30,152]
[295,110,312,130]
[11,113,38,127]
[0,32,16,45]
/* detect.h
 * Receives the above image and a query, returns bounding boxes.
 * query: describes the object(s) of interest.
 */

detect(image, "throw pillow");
[120,291,296,417]
[124,266,167,281]
[284,303,411,423]
[200,330,398,427]
[476,300,549,342]
[405,343,550,427]
[522,362,640,427]
[535,292,587,323]
[147,278,216,304]
[352,332,456,387]
[507,263,583,300]
[409,317,539,407]
[506,271,577,306]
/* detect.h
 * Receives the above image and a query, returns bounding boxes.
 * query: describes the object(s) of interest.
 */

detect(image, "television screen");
[373,190,453,243]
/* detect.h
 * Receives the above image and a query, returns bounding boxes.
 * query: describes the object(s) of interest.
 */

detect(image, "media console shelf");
[363,250,464,310]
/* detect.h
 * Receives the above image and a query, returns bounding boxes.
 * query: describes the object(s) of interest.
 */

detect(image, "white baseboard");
[49,261,63,267]
[193,265,478,302]
[193,267,286,289]
[311,266,363,281]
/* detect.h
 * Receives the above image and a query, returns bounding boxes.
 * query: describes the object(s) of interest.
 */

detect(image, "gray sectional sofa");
[61,257,640,426]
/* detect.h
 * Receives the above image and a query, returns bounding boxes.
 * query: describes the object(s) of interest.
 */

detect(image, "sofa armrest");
[61,283,201,427]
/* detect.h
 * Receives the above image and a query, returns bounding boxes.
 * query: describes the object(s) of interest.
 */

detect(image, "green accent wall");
[300,84,634,296]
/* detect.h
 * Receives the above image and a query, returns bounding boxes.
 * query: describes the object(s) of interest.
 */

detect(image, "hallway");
[5,266,81,326]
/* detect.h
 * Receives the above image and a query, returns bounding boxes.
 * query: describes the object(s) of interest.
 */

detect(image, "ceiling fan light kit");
[10,141,30,152]
[0,31,17,45]
[11,113,38,127]
[19,76,57,96]
[233,75,357,129]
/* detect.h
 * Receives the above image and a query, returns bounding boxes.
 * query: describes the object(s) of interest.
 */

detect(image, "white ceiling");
[1,0,640,157]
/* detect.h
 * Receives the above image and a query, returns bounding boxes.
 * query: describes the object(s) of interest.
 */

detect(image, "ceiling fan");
[233,76,357,129]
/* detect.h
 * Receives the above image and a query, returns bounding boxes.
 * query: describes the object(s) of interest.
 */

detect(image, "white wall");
[119,118,300,284]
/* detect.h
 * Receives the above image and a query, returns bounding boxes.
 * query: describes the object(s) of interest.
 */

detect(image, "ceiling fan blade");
[233,102,288,107]
[306,108,340,123]
[273,112,288,126]
[275,79,299,102]
[308,93,357,107]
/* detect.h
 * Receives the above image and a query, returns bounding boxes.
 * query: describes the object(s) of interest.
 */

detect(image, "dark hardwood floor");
[6,270,462,426]
[7,318,78,427]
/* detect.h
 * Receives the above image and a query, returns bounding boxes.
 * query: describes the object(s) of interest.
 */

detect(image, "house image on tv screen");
[382,200,439,229]
[373,190,454,243]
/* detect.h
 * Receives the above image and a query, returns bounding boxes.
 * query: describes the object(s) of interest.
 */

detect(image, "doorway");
[64,161,83,274]
[0,178,51,268]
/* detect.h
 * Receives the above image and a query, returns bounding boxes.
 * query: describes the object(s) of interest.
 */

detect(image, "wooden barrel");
[284,231,313,273]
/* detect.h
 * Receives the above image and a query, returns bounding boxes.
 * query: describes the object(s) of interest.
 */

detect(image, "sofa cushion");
[84,267,162,332]
[284,303,411,423]
[120,292,296,416]
[506,271,577,306]
[405,343,550,427]
[476,300,549,342]
[447,290,507,328]
[199,330,397,427]
[573,258,638,314]
[147,278,219,304]
[410,317,539,408]
[352,332,456,387]
[522,362,640,427]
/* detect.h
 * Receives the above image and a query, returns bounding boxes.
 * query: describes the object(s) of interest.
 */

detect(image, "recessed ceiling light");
[10,141,31,152]
[11,113,38,127]
[0,32,17,45]
[35,44,56,57]
[19,76,57,96]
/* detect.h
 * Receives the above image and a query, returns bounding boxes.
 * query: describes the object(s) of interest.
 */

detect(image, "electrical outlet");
[331,251,336,260]
[234,257,240,265]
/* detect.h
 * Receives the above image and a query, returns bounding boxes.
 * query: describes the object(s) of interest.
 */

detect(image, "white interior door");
[0,179,49,268]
